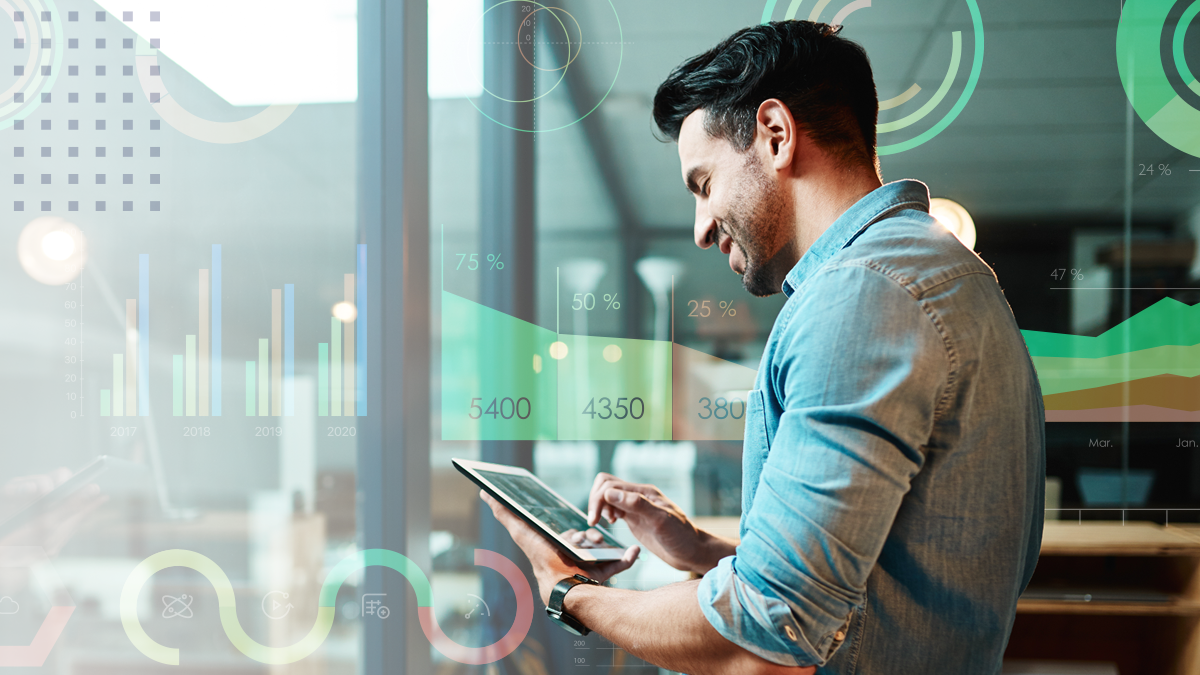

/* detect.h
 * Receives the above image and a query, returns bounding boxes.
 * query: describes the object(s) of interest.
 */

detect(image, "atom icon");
[161,594,194,619]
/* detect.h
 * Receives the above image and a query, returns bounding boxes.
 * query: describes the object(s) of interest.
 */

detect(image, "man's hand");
[479,490,639,605]
[586,473,734,575]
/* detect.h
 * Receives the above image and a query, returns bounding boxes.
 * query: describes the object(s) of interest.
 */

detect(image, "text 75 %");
[455,253,504,271]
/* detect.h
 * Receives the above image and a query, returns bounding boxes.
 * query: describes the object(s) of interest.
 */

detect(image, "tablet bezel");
[453,458,627,562]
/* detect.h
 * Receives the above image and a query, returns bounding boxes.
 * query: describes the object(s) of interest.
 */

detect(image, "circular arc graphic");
[469,0,622,133]
[120,548,533,666]
[1118,0,1200,157]
[0,0,64,130]
[133,37,296,144]
[760,0,985,155]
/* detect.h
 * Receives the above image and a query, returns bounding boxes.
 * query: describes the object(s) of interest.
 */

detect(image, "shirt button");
[784,625,798,641]
[834,630,846,642]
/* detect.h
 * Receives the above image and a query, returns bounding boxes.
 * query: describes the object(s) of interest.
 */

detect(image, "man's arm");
[479,491,812,675]
[565,580,814,675]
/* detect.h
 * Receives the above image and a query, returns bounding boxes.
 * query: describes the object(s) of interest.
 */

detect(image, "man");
[481,20,1045,674]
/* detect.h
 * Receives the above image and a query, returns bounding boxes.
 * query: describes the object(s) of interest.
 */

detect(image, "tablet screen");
[476,469,624,549]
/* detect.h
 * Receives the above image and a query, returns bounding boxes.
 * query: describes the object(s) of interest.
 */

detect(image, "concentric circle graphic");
[1,0,63,130]
[1118,0,1200,157]
[761,0,984,155]
[470,0,622,133]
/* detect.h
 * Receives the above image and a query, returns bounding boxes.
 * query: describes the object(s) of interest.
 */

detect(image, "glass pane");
[0,2,361,673]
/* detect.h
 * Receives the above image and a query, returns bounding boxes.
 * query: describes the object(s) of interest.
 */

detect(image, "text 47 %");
[688,300,736,318]
[573,293,620,310]
[1050,268,1084,281]
[455,253,504,270]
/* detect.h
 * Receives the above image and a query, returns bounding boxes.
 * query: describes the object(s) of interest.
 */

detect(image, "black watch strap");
[546,574,600,636]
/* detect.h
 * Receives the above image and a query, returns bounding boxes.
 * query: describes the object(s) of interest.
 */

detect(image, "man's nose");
[694,205,717,250]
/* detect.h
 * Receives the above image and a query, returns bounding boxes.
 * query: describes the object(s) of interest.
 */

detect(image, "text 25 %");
[688,300,735,318]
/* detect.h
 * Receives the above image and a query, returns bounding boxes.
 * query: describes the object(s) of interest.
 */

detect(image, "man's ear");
[755,98,797,172]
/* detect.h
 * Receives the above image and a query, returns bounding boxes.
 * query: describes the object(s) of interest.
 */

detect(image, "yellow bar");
[199,269,210,416]
[258,339,269,416]
[185,335,196,416]
[272,289,282,416]
[112,354,124,417]
[125,300,137,416]
[330,317,341,417]
[343,274,355,416]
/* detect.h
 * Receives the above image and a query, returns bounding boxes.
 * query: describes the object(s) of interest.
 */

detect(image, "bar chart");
[99,244,368,418]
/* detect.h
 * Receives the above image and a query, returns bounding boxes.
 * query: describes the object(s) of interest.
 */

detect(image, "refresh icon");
[261,591,293,620]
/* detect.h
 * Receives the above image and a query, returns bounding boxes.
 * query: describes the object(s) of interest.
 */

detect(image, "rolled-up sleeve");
[698,263,951,667]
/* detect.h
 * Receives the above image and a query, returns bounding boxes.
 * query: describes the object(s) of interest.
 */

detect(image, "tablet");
[453,458,627,562]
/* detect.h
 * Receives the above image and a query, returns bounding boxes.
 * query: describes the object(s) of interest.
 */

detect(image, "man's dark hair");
[653,21,878,169]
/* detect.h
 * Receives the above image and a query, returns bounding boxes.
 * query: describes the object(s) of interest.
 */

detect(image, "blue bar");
[138,254,149,416]
[357,244,367,416]
[212,245,222,416]
[284,283,295,416]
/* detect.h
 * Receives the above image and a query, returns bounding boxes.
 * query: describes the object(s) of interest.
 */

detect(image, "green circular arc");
[1173,0,1200,95]
[1118,0,1200,157]
[760,0,985,155]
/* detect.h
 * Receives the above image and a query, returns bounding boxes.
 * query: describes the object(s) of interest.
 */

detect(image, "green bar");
[112,355,124,417]
[100,389,111,417]
[172,355,184,416]
[185,335,197,416]
[318,343,329,416]
[245,361,256,416]
[258,339,269,416]
[330,317,341,417]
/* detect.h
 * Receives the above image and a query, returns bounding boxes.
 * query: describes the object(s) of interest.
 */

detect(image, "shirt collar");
[781,179,931,297]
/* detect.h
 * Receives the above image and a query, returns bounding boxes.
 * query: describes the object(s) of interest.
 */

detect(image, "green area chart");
[440,291,757,441]
[1024,298,1200,422]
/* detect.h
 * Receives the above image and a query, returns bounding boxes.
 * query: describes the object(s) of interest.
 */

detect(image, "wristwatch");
[546,574,601,635]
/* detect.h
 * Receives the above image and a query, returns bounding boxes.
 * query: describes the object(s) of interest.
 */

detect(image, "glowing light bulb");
[332,301,357,323]
[41,231,76,261]
[929,198,976,250]
[548,341,569,360]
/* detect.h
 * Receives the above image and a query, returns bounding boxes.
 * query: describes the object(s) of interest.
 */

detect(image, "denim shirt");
[697,180,1045,674]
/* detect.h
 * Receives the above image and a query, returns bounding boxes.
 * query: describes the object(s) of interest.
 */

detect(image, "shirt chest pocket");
[741,389,773,518]
[744,389,773,455]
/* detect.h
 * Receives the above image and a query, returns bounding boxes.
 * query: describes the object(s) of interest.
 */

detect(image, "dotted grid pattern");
[9,8,161,213]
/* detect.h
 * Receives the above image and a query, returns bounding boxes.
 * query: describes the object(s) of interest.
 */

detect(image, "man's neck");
[791,168,883,257]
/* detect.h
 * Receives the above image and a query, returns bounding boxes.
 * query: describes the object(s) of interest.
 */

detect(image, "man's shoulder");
[820,208,996,300]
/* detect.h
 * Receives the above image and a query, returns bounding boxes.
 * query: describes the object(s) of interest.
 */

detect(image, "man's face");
[679,110,793,297]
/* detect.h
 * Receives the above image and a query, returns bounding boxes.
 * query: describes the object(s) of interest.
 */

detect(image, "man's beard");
[723,160,793,297]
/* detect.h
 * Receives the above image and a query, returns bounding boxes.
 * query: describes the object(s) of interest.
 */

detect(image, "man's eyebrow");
[684,166,706,194]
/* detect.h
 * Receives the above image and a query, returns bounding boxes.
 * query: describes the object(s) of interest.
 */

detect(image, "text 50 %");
[573,293,620,310]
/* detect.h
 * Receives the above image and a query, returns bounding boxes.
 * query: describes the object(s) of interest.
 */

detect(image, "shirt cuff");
[697,556,850,668]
